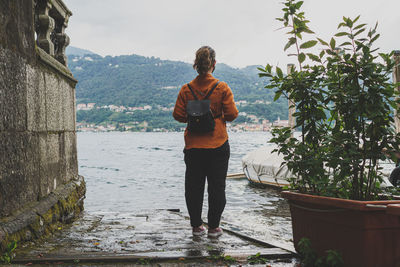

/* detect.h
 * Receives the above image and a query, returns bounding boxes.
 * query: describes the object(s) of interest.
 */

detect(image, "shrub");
[259,0,400,200]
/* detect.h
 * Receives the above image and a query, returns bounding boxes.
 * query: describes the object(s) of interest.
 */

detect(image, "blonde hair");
[193,46,216,75]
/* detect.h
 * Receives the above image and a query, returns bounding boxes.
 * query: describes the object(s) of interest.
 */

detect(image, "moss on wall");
[0,177,86,252]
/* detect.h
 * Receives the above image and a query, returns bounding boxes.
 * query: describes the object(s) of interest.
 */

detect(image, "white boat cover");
[242,145,394,187]
[242,146,291,185]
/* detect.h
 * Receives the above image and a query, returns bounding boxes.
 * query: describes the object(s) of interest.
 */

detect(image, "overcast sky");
[64,0,400,68]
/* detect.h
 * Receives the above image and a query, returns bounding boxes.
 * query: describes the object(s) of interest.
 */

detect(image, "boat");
[242,146,291,189]
[242,146,395,189]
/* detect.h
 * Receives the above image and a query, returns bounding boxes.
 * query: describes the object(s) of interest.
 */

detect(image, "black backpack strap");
[204,81,220,100]
[187,83,198,100]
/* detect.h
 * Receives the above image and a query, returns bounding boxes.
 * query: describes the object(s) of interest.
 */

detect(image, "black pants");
[184,141,230,229]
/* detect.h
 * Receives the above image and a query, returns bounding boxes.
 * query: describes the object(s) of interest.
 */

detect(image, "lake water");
[77,132,293,249]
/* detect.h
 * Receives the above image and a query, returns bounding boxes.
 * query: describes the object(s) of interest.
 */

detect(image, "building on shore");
[272,117,290,128]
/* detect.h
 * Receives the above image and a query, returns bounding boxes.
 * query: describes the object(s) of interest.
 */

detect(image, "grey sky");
[64,0,400,68]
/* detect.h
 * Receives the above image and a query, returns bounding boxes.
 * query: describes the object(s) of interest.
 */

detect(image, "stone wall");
[0,0,85,250]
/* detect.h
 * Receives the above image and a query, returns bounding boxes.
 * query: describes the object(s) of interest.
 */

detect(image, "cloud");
[64,0,400,68]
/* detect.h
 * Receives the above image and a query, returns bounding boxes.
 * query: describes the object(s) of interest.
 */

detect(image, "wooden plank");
[248,178,289,189]
[13,248,294,264]
[219,221,296,253]
[135,248,292,259]
[227,173,247,179]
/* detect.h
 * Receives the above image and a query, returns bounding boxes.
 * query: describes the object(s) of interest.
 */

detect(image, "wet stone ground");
[9,132,298,266]
[13,210,296,266]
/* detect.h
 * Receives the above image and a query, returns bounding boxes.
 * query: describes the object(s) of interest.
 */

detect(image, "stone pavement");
[10,209,297,266]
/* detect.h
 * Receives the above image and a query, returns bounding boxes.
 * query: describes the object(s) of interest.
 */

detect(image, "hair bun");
[193,46,216,75]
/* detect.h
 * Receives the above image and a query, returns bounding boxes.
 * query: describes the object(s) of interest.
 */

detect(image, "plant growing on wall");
[1,241,17,264]
[259,0,400,200]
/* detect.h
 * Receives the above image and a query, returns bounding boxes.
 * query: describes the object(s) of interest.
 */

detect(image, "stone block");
[0,132,39,217]
[64,132,78,182]
[58,132,78,184]
[58,132,67,184]
[0,47,27,132]
[60,79,75,131]
[44,72,62,131]
[26,65,47,132]
[0,1,35,62]
[38,133,60,198]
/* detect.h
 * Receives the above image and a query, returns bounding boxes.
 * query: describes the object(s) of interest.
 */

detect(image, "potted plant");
[259,1,400,266]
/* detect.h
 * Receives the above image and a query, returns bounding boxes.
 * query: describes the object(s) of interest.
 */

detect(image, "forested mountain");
[67,47,288,130]
[66,46,95,56]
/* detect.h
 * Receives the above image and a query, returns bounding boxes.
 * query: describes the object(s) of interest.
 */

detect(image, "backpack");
[186,81,220,133]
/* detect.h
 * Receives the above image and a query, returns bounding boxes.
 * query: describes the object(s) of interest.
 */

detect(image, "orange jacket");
[173,73,239,149]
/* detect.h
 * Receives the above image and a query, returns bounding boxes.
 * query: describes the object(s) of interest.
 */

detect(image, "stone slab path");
[11,210,297,266]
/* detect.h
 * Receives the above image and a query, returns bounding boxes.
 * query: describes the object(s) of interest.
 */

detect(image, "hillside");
[66,46,96,56]
[67,48,288,131]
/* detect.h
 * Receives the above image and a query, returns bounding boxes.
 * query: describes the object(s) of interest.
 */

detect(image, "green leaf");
[284,38,297,51]
[374,21,379,31]
[335,32,349,37]
[370,33,380,43]
[295,1,304,9]
[339,42,352,47]
[379,53,388,61]
[274,91,283,101]
[276,67,283,78]
[353,15,361,24]
[345,17,353,28]
[317,38,328,46]
[266,64,272,73]
[257,67,266,72]
[307,53,321,62]
[303,28,315,34]
[353,23,367,30]
[300,40,318,49]
[354,28,366,36]
[259,73,272,78]
[330,38,336,49]
[298,53,306,63]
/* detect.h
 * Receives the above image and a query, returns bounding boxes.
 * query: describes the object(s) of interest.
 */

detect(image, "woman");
[173,46,239,237]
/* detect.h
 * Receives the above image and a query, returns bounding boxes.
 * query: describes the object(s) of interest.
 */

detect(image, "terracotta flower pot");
[282,191,400,267]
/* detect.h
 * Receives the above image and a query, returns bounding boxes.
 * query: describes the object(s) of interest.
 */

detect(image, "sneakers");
[208,227,223,237]
[192,226,223,237]
[192,226,206,236]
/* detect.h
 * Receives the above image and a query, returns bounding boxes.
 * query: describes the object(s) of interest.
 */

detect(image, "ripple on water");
[78,132,293,248]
